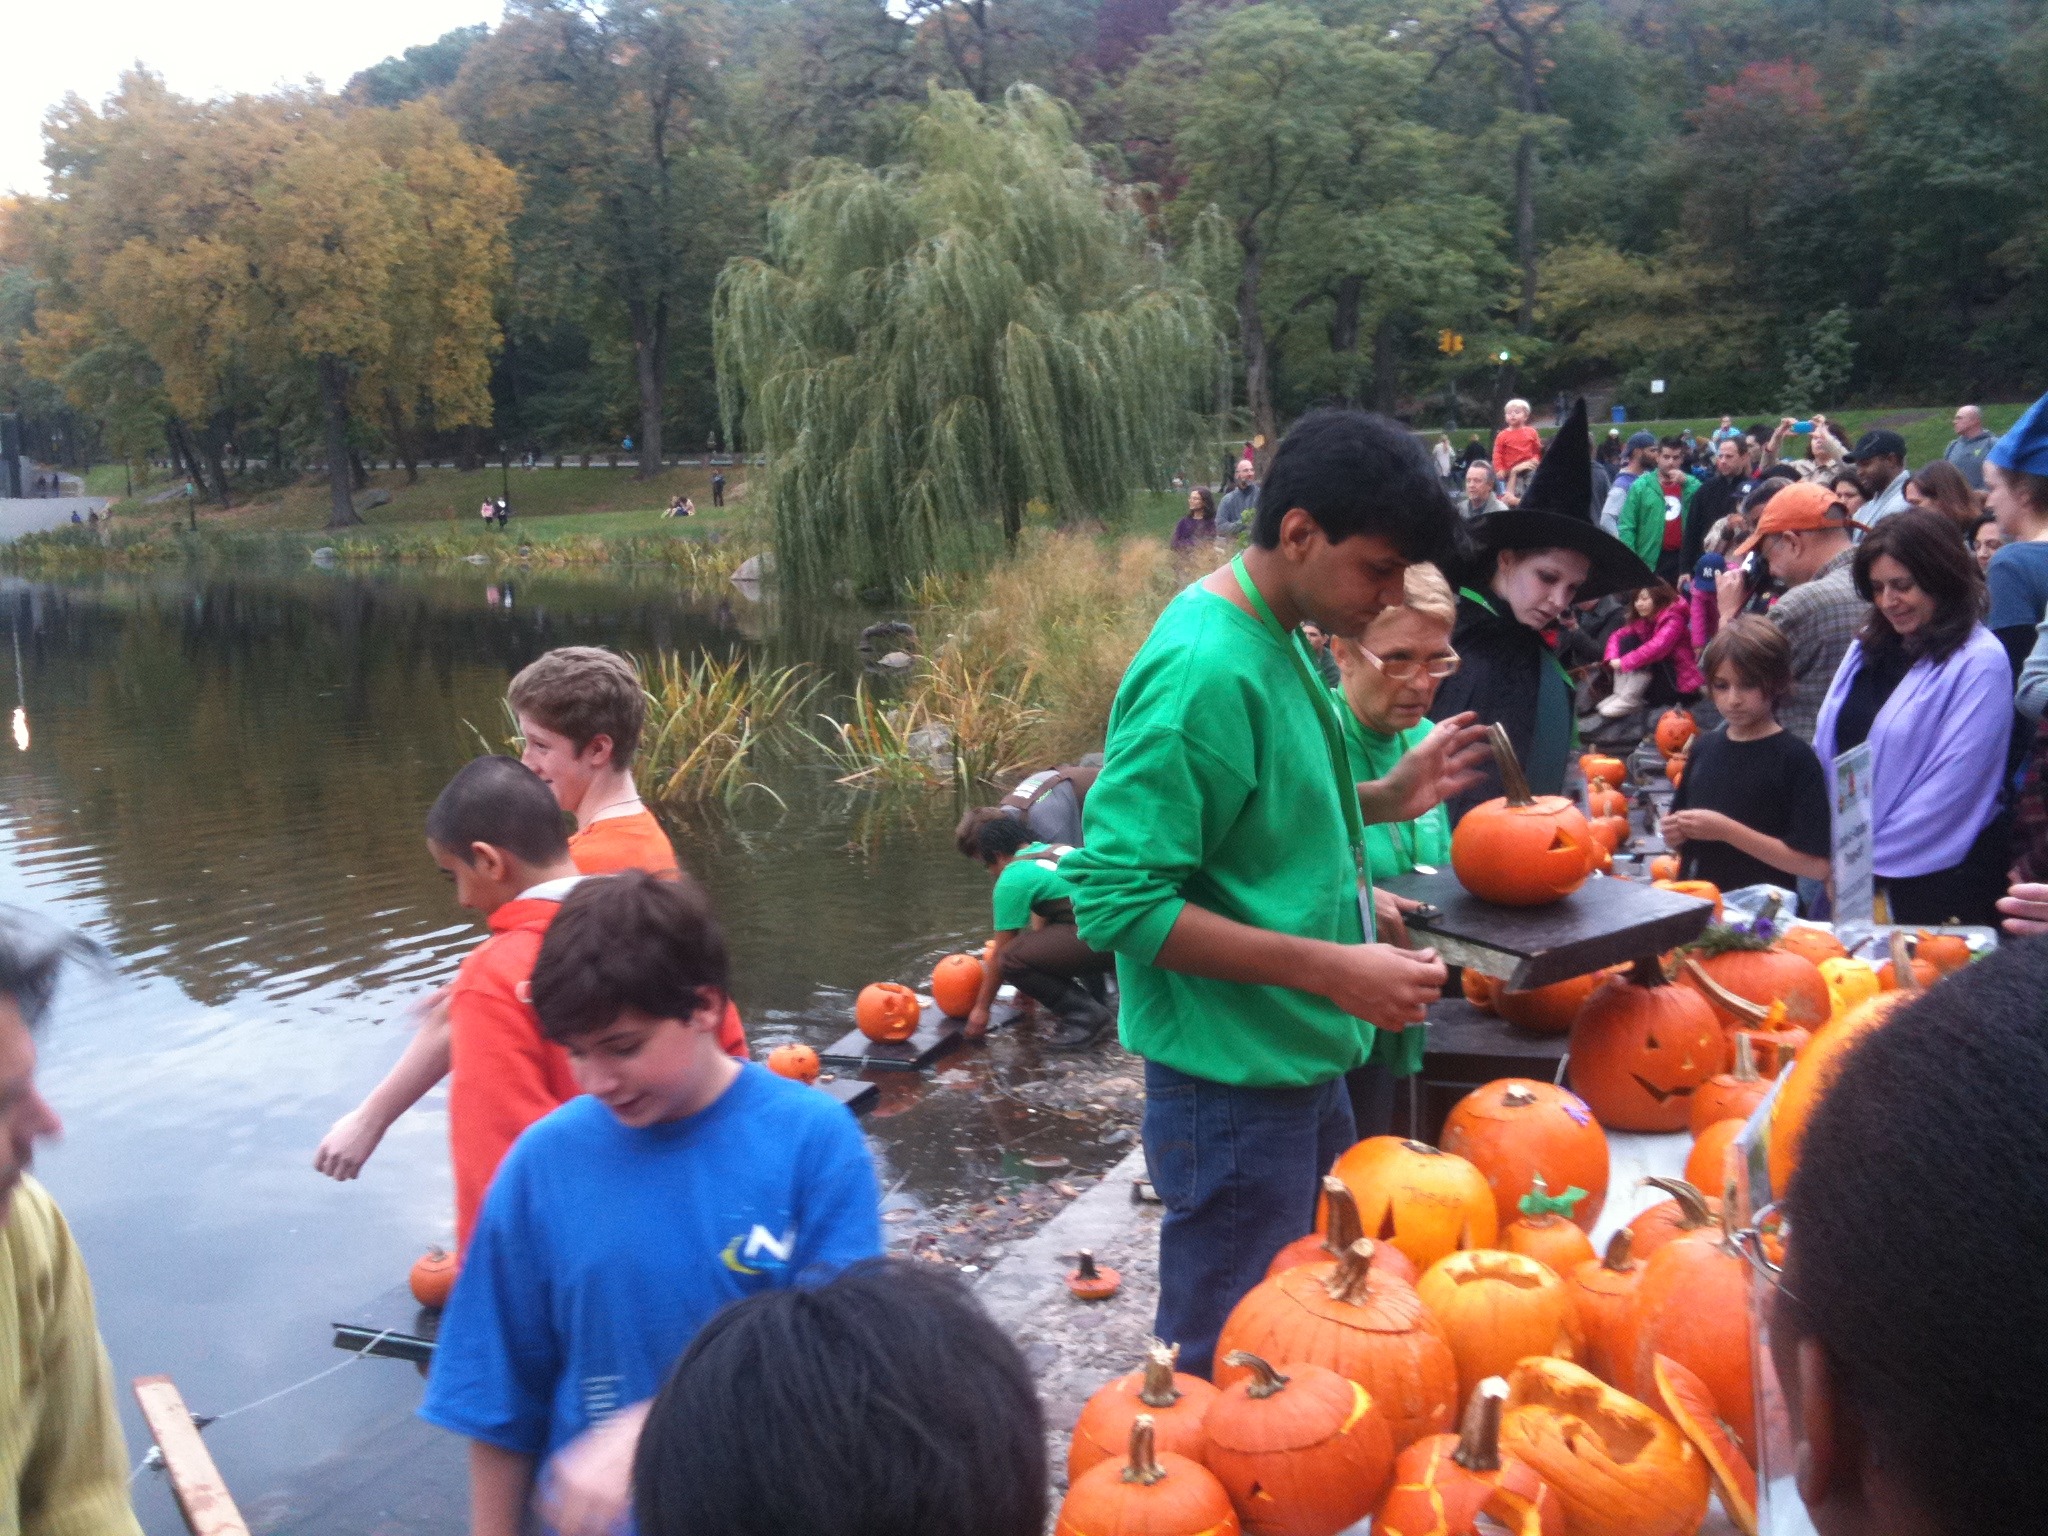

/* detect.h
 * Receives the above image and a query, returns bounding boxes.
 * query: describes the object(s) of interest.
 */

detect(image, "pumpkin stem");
[1489,722,1534,806]
[1122,1415,1167,1486]
[1452,1377,1510,1472]
[1757,893,1784,927]
[1601,1226,1635,1270]
[1888,930,1920,993]
[1640,1176,1714,1229]
[1076,1250,1101,1281]
[1680,956,1770,1024]
[1223,1351,1291,1399]
[1730,1032,1760,1084]
[1324,1238,1379,1303]
[1626,955,1666,988]
[1517,1174,1587,1223]
[1320,1176,1363,1257]
[1138,1342,1182,1408]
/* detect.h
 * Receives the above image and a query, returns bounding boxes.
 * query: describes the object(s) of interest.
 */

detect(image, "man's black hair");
[424,756,570,867]
[0,908,104,1032]
[633,1259,1046,1536]
[530,870,729,1042]
[1786,938,2048,1532]
[1740,479,1787,518]
[1659,434,1688,453]
[1252,409,1456,565]
[973,815,1033,865]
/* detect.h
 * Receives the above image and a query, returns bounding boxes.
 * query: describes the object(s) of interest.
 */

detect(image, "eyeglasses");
[1732,1199,1795,1303]
[1361,646,1461,681]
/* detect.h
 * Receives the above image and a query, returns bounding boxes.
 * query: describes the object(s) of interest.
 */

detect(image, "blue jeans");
[1142,1060,1357,1379]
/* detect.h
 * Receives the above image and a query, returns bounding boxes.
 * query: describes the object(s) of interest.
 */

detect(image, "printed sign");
[1830,742,1874,941]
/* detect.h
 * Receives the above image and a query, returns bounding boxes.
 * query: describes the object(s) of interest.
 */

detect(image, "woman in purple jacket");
[1813,509,2012,926]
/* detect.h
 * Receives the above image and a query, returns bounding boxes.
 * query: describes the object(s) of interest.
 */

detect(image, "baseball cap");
[1625,430,1657,452]
[1731,481,1864,558]
[1843,428,1907,463]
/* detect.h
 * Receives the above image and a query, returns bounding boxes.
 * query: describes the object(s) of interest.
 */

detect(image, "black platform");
[819,1000,1019,1072]
[817,1075,880,1114]
[1413,996,1573,1143]
[332,1284,440,1364]
[1381,869,1713,989]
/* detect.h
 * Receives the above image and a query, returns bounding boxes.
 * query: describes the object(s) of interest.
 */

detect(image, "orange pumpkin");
[1629,1207,1754,1454]
[1773,926,1847,966]
[1624,1176,1719,1259]
[1647,854,1679,882]
[929,953,985,1017]
[409,1247,457,1309]
[1493,972,1605,1036]
[1069,1343,1219,1483]
[1737,1023,1808,1078]
[1500,1358,1710,1536]
[1579,754,1628,788]
[1328,1139,1499,1272]
[1055,1415,1241,1536]
[1565,1230,1643,1388]
[1651,879,1722,919]
[1267,1178,1419,1286]
[1689,1032,1768,1136]
[764,1043,821,1084]
[1567,959,1724,1132]
[1655,1355,1758,1536]
[1588,814,1631,852]
[1665,757,1685,786]
[1459,969,1498,1014]
[1586,784,1627,819]
[1876,952,1937,990]
[1653,709,1698,758]
[1502,1178,1596,1275]
[1205,1353,1397,1536]
[1768,990,1912,1196]
[1375,1379,1565,1536]
[854,981,922,1042]
[1214,1241,1459,1451]
[1417,1250,1581,1406]
[1067,1250,1121,1301]
[1440,1079,1609,1230]
[1683,1117,1744,1197]
[1453,726,1595,906]
[1914,929,1972,975]
[1682,944,1829,1034]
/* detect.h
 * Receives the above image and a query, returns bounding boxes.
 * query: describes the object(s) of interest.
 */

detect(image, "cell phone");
[1792,420,1814,434]
[1742,550,1771,595]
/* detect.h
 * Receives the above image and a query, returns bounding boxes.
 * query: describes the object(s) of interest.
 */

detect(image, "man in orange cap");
[1714,479,1868,743]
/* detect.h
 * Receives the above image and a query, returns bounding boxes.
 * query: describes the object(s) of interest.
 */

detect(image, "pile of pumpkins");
[763,951,991,1084]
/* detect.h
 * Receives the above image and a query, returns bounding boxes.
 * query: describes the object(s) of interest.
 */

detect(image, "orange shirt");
[568,807,750,1060]
[1492,424,1543,480]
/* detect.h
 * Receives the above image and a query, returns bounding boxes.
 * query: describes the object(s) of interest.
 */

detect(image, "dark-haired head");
[0,909,103,1033]
[1851,509,1986,663]
[973,815,1032,866]
[1780,938,2048,1536]
[1906,459,1977,534]
[1252,409,1455,565]
[425,756,570,868]
[633,1259,1047,1536]
[531,870,729,1043]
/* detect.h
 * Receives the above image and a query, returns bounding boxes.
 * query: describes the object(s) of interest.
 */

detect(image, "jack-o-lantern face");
[1567,961,1723,1133]
[1452,796,1594,907]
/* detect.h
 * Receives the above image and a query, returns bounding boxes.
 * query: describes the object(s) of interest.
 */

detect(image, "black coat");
[1431,591,1572,823]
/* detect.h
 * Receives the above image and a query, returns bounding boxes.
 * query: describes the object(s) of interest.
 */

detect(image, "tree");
[714,85,1215,593]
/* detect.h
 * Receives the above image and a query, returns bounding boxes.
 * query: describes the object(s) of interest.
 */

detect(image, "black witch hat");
[1469,399,1654,602]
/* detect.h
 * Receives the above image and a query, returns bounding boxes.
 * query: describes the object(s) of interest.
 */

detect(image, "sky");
[3,1,506,196]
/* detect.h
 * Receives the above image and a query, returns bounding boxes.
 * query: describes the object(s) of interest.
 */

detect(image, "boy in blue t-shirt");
[421,870,881,1536]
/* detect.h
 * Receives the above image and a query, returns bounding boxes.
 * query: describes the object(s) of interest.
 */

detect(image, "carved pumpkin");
[409,1247,457,1309]
[1773,926,1847,966]
[1768,974,1915,1195]
[1681,942,1829,1033]
[1417,1249,1581,1406]
[1647,854,1679,881]
[1816,955,1880,1021]
[1654,709,1697,758]
[1689,1033,1769,1136]
[1267,1177,1418,1286]
[1579,754,1628,788]
[1453,726,1595,907]
[1055,1415,1241,1536]
[1914,929,1972,975]
[1566,1230,1643,1388]
[1214,1241,1459,1451]
[1205,1353,1397,1536]
[1069,1342,1219,1482]
[1683,1117,1744,1197]
[1501,1359,1710,1536]
[764,1043,821,1084]
[1440,1079,1609,1230]
[1502,1178,1595,1275]
[1629,1206,1754,1454]
[1586,784,1627,819]
[1493,972,1606,1036]
[854,981,922,1042]
[1375,1378,1565,1536]
[1328,1138,1499,1271]
[1459,969,1498,1014]
[1651,879,1722,920]
[1567,959,1724,1132]
[1655,1355,1758,1536]
[1624,1177,1720,1260]
[929,953,985,1017]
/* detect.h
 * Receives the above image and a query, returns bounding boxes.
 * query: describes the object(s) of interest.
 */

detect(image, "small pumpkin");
[1502,1177,1595,1275]
[1655,1355,1758,1536]
[409,1247,457,1309]
[1774,926,1847,966]
[1375,1378,1565,1536]
[1585,816,1627,855]
[1068,1250,1122,1302]
[1628,1203,1755,1453]
[1459,968,1498,1014]
[1683,1117,1744,1197]
[1689,1032,1769,1136]
[1269,1177,1420,1285]
[1876,949,1937,991]
[1214,1240,1459,1451]
[1567,958,1725,1132]
[1647,854,1679,882]
[1565,1230,1643,1388]
[1439,1079,1609,1231]
[1914,928,1972,975]
[1493,972,1606,1036]
[1665,757,1685,786]
[1500,1358,1710,1536]
[1328,1139,1499,1272]
[929,953,986,1017]
[1624,1176,1720,1260]
[1651,878,1722,919]
[1069,1342,1219,1483]
[1816,955,1881,1021]
[764,1043,821,1084]
[1681,937,1830,1034]
[1586,784,1627,819]
[1417,1249,1581,1406]
[1653,709,1698,758]
[1204,1353,1397,1536]
[1579,754,1628,788]
[1055,1414,1242,1536]
[1454,727,1595,907]
[854,981,922,1042]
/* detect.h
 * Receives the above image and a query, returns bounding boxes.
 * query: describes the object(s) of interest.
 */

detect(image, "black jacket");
[1431,591,1572,823]
[1683,472,1753,570]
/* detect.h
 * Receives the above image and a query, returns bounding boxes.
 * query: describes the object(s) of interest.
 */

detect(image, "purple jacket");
[1604,602,1704,694]
[1812,625,2011,878]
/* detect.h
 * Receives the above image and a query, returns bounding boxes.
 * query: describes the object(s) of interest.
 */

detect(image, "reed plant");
[637,652,816,807]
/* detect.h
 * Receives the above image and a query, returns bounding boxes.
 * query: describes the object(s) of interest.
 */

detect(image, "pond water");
[4,564,1137,1533]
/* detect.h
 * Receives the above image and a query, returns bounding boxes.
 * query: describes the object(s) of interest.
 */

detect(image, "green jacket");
[1618,470,1699,571]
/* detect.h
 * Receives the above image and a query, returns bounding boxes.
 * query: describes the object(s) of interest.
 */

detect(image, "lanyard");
[1229,556,1374,940]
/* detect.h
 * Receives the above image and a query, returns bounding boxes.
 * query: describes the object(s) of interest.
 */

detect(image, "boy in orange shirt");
[1491,397,1543,483]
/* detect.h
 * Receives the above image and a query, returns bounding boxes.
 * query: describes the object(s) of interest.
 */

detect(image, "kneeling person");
[965,817,1114,1048]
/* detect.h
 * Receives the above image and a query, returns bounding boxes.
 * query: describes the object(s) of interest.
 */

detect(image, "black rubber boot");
[1009,971,1115,1051]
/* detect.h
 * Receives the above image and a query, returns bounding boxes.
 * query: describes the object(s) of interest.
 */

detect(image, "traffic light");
[1438,330,1465,356]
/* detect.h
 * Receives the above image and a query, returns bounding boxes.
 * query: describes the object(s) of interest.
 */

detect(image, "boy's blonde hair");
[508,647,649,762]
[1504,398,1531,417]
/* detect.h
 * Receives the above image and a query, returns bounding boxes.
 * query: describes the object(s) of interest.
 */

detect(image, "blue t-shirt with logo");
[420,1063,882,1459]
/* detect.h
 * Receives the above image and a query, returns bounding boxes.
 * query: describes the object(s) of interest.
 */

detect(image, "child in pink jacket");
[1596,585,1702,718]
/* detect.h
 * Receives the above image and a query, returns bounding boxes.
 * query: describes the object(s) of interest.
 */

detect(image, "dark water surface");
[3,566,1128,1533]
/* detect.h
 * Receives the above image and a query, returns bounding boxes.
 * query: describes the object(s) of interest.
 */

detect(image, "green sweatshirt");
[1063,582,1374,1088]
[991,842,1073,930]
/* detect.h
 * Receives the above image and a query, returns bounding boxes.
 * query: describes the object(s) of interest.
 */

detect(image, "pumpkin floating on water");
[929,953,985,1018]
[1502,1177,1595,1275]
[1068,1341,1218,1483]
[1375,1378,1564,1536]
[1567,959,1724,1132]
[410,1247,457,1309]
[764,1043,821,1084]
[1654,709,1698,758]
[854,981,922,1042]
[1689,1032,1769,1136]
[1417,1249,1582,1405]
[1493,972,1606,1036]
[1214,1240,1459,1451]
[1055,1414,1241,1536]
[1267,1177,1419,1286]
[1453,726,1594,907]
[1440,1079,1609,1230]
[1328,1138,1498,1272]
[1205,1353,1397,1536]
[1566,1230,1643,1388]
[1500,1357,1710,1536]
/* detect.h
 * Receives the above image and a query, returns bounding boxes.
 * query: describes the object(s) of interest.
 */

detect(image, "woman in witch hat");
[1431,399,1655,821]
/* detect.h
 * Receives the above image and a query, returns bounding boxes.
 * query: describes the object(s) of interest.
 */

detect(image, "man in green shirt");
[1062,409,1487,1376]
[960,817,1114,1047]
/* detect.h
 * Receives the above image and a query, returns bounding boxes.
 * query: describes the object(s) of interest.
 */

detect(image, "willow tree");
[714,84,1216,595]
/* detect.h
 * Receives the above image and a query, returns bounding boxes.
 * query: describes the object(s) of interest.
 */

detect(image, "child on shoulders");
[1491,398,1542,483]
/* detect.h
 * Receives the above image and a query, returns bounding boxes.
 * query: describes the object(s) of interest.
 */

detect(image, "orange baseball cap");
[1731,481,1863,558]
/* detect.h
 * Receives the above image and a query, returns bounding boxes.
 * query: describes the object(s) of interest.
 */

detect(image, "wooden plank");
[817,1076,879,1115]
[133,1376,251,1536]
[819,999,1021,1071]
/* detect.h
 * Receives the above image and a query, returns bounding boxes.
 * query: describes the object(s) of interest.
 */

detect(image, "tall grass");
[638,653,816,807]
